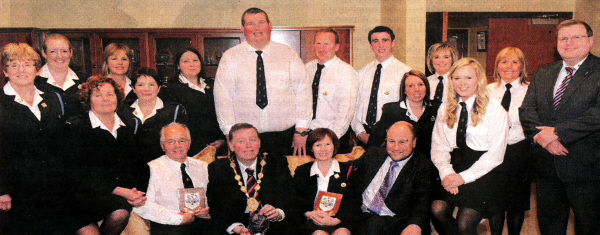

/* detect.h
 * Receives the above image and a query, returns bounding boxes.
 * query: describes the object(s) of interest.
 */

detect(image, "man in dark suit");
[345,121,431,235]
[207,123,294,234]
[519,19,600,235]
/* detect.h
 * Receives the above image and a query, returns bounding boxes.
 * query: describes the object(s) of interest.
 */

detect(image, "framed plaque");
[179,188,206,213]
[314,191,343,216]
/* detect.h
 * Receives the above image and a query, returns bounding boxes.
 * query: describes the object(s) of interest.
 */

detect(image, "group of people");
[0,6,598,235]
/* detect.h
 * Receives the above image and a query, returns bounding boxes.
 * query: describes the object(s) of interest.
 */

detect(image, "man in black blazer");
[519,19,600,235]
[345,121,431,235]
[207,123,294,234]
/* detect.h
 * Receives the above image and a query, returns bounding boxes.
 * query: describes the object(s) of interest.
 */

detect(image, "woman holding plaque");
[66,76,149,235]
[293,128,352,235]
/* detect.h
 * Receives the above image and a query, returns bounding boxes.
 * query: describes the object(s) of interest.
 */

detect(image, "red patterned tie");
[553,67,574,110]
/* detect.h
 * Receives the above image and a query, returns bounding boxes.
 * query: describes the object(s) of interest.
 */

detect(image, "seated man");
[133,123,211,235]
[207,123,294,234]
[345,121,432,235]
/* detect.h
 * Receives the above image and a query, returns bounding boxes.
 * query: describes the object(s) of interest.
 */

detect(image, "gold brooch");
[41,103,47,108]
[341,183,347,187]
[323,91,328,96]
[385,91,390,95]
[334,174,339,179]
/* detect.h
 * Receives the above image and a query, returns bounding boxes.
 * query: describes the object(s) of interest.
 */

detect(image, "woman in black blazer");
[293,128,353,235]
[160,48,225,156]
[126,67,187,162]
[0,43,70,235]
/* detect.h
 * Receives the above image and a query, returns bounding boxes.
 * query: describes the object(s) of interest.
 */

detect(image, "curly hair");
[445,58,489,128]
[306,128,339,159]
[78,75,125,112]
[1,43,42,71]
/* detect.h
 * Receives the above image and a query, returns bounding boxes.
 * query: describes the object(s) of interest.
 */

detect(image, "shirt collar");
[178,74,207,93]
[130,97,164,123]
[237,157,258,173]
[244,41,273,53]
[88,111,125,137]
[387,152,413,167]
[310,159,341,178]
[3,82,45,120]
[378,55,395,69]
[400,99,423,122]
[164,155,190,169]
[562,56,588,72]
[459,95,477,110]
[39,64,79,90]
[320,56,338,68]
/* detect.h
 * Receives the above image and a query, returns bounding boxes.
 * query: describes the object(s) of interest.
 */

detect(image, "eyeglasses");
[559,35,589,43]
[163,139,190,145]
[6,62,35,70]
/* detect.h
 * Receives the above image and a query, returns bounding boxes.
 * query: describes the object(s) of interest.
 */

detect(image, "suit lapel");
[556,57,596,111]
[542,63,563,113]
[363,151,388,192]
[387,154,416,196]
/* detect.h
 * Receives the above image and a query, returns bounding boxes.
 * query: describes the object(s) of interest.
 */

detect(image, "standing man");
[306,28,359,154]
[215,8,311,157]
[351,26,411,147]
[520,19,600,235]
[345,121,431,235]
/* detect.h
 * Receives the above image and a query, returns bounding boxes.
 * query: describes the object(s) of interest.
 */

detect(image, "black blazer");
[161,78,225,155]
[369,100,440,154]
[207,154,294,234]
[345,147,432,230]
[520,54,600,182]
[35,73,88,119]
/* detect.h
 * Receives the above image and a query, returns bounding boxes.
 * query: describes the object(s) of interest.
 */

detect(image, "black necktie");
[245,168,257,197]
[181,163,194,188]
[312,64,325,119]
[501,83,512,111]
[456,102,468,149]
[434,76,444,102]
[366,64,383,126]
[256,51,268,109]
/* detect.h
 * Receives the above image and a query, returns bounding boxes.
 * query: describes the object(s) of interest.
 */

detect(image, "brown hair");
[78,75,125,112]
[42,34,73,52]
[399,70,431,106]
[306,128,339,159]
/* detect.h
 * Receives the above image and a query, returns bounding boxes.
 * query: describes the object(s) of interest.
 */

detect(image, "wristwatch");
[294,130,309,137]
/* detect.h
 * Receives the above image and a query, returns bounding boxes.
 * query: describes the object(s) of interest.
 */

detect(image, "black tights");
[431,200,482,235]
[489,211,525,235]
[77,209,130,235]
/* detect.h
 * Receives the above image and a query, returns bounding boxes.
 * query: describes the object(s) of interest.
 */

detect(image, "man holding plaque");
[207,123,294,235]
[345,121,432,235]
[133,123,210,235]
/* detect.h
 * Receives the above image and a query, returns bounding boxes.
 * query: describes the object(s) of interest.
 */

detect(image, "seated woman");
[293,128,352,235]
[127,67,187,162]
[0,43,70,234]
[65,76,149,235]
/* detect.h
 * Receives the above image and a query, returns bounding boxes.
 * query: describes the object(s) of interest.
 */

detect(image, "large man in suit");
[207,123,294,234]
[519,19,600,235]
[345,121,431,235]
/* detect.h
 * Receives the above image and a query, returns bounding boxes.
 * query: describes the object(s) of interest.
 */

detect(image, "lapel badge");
[41,103,47,108]
[431,116,436,122]
[334,173,339,179]
[341,183,347,187]
[385,91,390,95]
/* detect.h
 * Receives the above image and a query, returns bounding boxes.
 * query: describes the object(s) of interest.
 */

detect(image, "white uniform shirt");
[3,82,44,120]
[487,80,528,145]
[88,111,125,138]
[39,64,79,90]
[427,73,450,103]
[309,159,341,193]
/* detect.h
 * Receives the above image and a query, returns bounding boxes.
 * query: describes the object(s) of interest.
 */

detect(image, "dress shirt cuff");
[459,171,475,184]
[275,208,285,221]
[438,166,456,181]
[226,223,245,234]
[295,120,311,130]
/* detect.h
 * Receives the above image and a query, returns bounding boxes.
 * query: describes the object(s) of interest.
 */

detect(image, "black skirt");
[499,140,532,212]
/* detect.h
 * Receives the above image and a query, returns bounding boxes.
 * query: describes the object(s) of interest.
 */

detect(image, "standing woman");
[101,43,137,106]
[430,58,508,235]
[36,34,88,118]
[66,76,148,235]
[487,47,531,235]
[161,48,225,156]
[426,42,459,103]
[292,128,352,235]
[0,43,69,234]
[128,67,188,162]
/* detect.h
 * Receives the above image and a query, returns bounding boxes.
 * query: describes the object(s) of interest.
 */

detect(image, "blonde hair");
[492,47,530,88]
[101,43,134,78]
[1,43,42,71]
[445,58,489,128]
[426,42,459,74]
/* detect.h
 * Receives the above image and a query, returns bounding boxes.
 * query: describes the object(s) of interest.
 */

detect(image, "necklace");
[230,153,267,212]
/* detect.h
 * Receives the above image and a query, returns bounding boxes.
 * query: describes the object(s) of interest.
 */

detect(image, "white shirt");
[399,99,424,122]
[179,74,207,93]
[214,41,311,134]
[553,58,586,95]
[487,80,528,145]
[306,57,359,138]
[427,73,450,103]
[351,56,411,134]
[88,111,125,138]
[361,155,412,216]
[3,82,44,120]
[309,160,341,193]
[133,156,209,225]
[130,98,164,124]
[431,95,508,184]
[39,64,79,90]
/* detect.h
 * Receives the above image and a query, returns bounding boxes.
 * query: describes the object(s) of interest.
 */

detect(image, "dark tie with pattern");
[181,163,194,188]
[456,102,468,149]
[501,83,512,111]
[312,64,325,119]
[434,76,444,102]
[256,51,268,109]
[367,161,399,215]
[366,64,383,126]
[553,67,575,111]
[246,168,257,198]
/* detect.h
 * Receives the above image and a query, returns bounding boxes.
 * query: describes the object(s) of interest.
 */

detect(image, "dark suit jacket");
[35,73,88,119]
[207,154,294,234]
[369,100,440,154]
[345,147,432,231]
[519,54,600,182]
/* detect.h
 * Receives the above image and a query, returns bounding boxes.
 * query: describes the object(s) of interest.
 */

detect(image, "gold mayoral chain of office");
[230,153,267,212]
